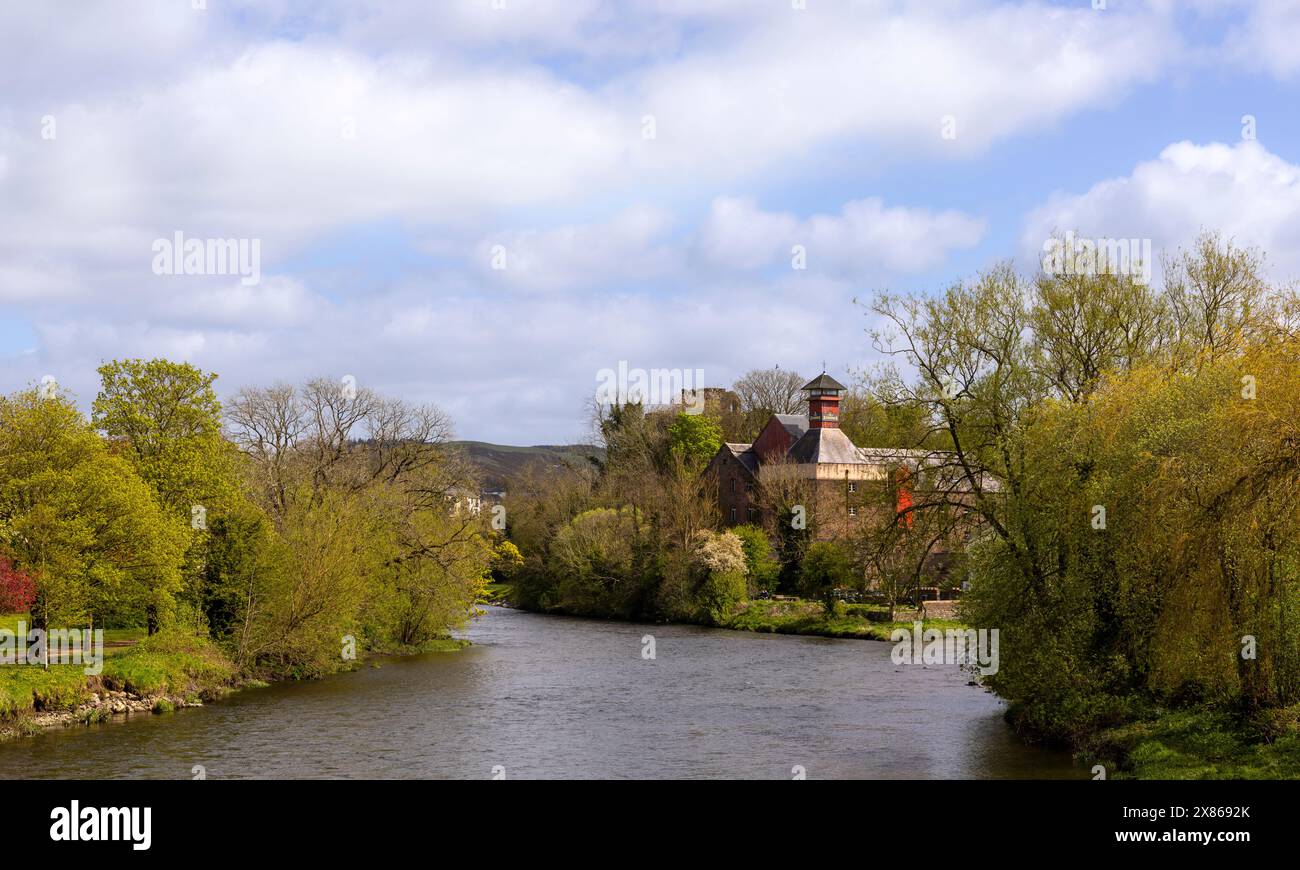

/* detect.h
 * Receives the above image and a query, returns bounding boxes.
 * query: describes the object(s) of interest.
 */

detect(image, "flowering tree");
[0,556,37,614]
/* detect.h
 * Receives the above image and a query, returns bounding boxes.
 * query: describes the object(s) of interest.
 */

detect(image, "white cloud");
[1021,140,1300,281]
[0,1,1256,443]
[698,196,986,275]
[473,206,681,292]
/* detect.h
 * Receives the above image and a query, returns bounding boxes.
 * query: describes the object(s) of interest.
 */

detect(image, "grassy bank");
[478,583,515,605]
[721,598,966,641]
[0,626,237,739]
[0,611,470,741]
[1080,709,1300,779]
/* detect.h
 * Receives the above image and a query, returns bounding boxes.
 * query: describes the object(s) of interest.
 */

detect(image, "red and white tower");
[801,372,846,429]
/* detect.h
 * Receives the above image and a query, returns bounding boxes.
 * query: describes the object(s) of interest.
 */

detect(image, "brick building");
[705,372,929,539]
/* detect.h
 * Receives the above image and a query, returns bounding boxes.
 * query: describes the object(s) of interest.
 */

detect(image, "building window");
[730,479,736,493]
[848,482,856,493]
[730,507,737,522]
[747,507,758,520]
[745,482,754,493]
[848,507,857,517]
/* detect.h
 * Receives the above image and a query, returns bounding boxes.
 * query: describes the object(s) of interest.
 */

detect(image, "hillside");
[449,441,603,491]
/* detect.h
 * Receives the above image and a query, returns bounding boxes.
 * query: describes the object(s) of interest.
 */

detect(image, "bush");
[693,530,747,575]
[696,570,747,626]
[0,557,36,613]
[731,525,780,593]
[798,541,855,613]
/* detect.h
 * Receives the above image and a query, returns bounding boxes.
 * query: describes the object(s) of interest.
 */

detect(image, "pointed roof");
[801,372,846,392]
[772,413,809,439]
[723,442,760,475]
[786,427,864,464]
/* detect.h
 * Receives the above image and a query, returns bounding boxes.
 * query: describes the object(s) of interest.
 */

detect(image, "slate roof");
[772,413,809,440]
[723,442,760,474]
[801,372,847,392]
[786,427,865,464]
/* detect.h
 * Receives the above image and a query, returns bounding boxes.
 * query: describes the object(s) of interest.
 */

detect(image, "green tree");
[92,358,236,515]
[799,541,854,614]
[731,524,780,593]
[667,412,723,468]
[0,389,185,634]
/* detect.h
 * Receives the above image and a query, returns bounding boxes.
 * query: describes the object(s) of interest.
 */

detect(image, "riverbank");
[1079,708,1300,779]
[0,621,471,743]
[483,583,964,642]
[0,627,237,742]
[721,598,966,641]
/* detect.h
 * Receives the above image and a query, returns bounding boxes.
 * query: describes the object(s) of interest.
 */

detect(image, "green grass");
[0,665,93,718]
[100,628,234,697]
[478,583,514,605]
[1085,709,1300,779]
[2,624,236,726]
[1,614,145,659]
[721,598,966,641]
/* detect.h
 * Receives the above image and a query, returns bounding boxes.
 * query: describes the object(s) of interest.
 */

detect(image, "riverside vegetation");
[1,361,502,740]
[501,233,1300,779]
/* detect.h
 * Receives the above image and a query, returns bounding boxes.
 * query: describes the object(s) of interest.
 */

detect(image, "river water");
[0,606,1081,779]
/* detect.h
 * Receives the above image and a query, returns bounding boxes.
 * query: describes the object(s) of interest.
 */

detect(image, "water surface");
[0,606,1080,779]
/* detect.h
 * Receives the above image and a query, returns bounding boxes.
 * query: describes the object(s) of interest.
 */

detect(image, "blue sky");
[1,0,1299,443]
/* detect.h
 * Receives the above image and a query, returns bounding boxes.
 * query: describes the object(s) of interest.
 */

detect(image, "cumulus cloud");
[0,1,1266,442]
[1021,140,1300,282]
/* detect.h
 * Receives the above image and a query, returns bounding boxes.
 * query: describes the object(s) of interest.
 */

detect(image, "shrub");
[0,556,36,614]
[696,570,747,625]
[693,530,747,576]
[798,541,855,613]
[731,525,780,593]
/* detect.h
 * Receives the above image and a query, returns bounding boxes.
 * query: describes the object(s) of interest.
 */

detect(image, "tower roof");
[786,427,864,464]
[801,372,846,392]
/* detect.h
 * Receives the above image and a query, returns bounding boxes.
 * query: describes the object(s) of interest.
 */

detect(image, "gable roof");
[723,442,760,475]
[772,414,809,439]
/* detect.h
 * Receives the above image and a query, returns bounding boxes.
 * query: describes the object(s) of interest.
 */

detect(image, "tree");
[692,530,747,624]
[490,540,524,582]
[93,359,241,628]
[798,541,854,614]
[92,359,236,515]
[866,238,1300,740]
[667,412,723,469]
[731,524,780,593]
[732,367,807,415]
[0,389,185,633]
[732,367,806,438]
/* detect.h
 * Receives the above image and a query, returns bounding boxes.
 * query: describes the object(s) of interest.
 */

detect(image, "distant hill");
[449,441,604,492]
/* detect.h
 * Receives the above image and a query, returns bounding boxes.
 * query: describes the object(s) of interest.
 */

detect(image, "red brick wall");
[753,416,795,461]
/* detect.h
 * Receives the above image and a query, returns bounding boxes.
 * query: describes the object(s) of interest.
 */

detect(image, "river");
[0,606,1081,779]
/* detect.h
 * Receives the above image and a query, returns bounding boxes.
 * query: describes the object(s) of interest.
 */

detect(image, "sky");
[2,0,1299,444]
